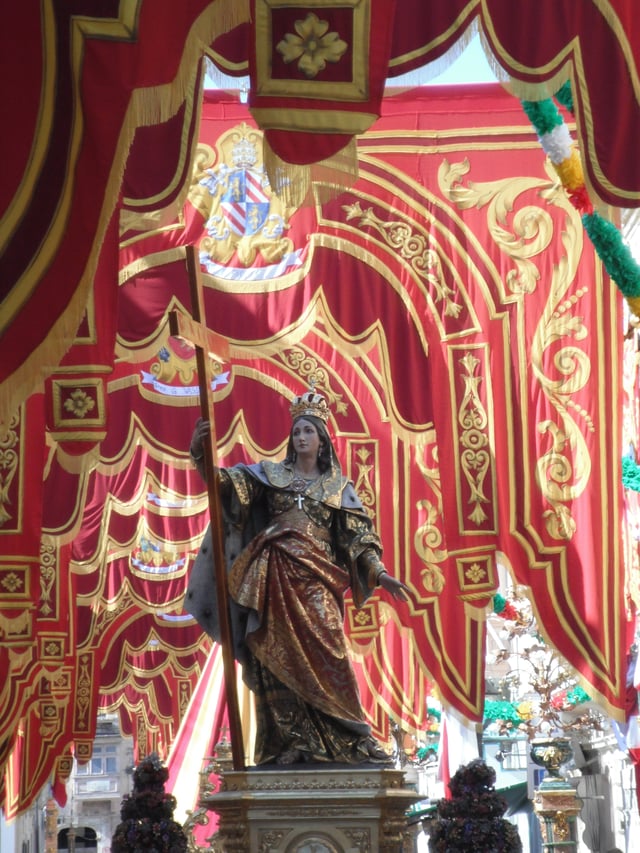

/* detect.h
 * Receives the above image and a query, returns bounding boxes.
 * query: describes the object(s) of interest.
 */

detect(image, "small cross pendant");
[295,493,304,510]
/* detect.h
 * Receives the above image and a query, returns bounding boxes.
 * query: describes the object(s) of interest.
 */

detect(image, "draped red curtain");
[2,2,640,425]
[0,1,636,818]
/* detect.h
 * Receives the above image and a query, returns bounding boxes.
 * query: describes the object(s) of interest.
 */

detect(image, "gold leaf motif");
[179,681,190,719]
[354,609,372,627]
[414,499,446,594]
[458,352,491,526]
[441,155,592,541]
[343,201,462,317]
[412,433,447,594]
[40,539,57,617]
[438,158,499,210]
[465,563,487,584]
[75,654,92,730]
[63,388,95,419]
[1,572,22,593]
[279,348,347,416]
[0,415,19,527]
[276,13,348,79]
[40,703,59,738]
[354,446,376,521]
[438,158,553,294]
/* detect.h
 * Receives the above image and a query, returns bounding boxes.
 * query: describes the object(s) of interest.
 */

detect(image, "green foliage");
[622,454,640,493]
[554,82,574,114]
[483,700,522,725]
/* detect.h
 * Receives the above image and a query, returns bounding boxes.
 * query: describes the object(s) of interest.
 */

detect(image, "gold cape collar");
[261,460,345,509]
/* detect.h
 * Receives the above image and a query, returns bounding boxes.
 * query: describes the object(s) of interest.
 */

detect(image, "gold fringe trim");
[203,55,249,92]
[0,0,250,427]
[119,247,189,287]
[52,442,103,477]
[386,21,477,90]
[386,8,484,84]
[263,136,359,209]
[478,39,618,212]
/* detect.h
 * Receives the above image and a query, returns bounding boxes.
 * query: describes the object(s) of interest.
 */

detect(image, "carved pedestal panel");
[200,766,420,852]
[534,781,582,852]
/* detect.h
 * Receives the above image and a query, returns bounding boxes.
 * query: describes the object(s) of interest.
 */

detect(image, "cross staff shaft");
[170,244,245,771]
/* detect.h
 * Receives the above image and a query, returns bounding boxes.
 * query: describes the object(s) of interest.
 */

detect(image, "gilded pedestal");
[534,784,582,852]
[531,738,581,852]
[198,765,420,852]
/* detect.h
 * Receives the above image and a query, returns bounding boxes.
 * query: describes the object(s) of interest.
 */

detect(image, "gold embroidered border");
[39,636,65,660]
[455,552,496,597]
[51,377,106,428]
[254,0,369,101]
[0,564,29,599]
[449,344,497,535]
[346,600,379,638]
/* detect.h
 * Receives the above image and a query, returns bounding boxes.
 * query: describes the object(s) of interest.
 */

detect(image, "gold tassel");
[263,136,359,209]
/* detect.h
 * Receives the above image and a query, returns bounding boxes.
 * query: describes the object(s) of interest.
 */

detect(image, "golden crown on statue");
[290,381,330,423]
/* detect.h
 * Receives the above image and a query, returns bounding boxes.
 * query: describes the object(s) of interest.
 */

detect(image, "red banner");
[0,80,630,816]
[247,0,397,165]
[3,0,640,437]
[119,85,628,733]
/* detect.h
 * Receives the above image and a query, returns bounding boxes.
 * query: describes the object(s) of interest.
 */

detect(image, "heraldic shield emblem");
[190,123,302,276]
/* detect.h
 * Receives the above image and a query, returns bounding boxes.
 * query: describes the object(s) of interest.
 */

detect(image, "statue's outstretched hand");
[379,572,410,602]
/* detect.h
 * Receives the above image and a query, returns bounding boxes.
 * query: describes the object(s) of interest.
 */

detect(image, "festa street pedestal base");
[197,764,421,852]
[531,738,581,852]
[534,779,582,852]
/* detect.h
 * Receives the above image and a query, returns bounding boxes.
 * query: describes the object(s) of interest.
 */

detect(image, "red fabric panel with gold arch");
[2,1,640,428]
[32,85,629,809]
[0,2,633,820]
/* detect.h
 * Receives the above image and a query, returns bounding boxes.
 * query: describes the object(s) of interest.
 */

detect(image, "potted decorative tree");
[111,752,188,852]
[427,758,522,852]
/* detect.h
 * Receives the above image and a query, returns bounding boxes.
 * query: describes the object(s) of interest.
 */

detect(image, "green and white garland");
[521,87,640,317]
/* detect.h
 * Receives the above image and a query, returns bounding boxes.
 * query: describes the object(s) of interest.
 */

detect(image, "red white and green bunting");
[522,86,640,318]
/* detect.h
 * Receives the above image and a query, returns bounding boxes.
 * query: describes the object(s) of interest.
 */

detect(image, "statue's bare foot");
[276,748,303,765]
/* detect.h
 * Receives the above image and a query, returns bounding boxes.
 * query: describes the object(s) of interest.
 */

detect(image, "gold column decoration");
[45,798,58,853]
[531,737,581,852]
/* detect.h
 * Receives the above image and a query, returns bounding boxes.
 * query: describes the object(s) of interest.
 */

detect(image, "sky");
[205,33,498,91]
[390,34,497,87]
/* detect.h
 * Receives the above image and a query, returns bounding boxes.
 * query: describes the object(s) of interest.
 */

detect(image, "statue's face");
[291,418,321,461]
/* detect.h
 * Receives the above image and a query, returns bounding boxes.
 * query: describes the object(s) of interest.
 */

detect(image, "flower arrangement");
[427,759,522,852]
[111,753,187,853]
[487,593,603,740]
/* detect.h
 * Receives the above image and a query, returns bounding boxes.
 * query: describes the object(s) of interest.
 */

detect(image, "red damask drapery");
[244,0,640,210]
[4,82,627,819]
[0,0,636,819]
[2,2,640,424]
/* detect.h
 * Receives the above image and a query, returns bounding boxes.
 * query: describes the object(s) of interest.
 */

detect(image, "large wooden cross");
[169,244,245,771]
